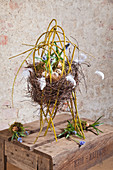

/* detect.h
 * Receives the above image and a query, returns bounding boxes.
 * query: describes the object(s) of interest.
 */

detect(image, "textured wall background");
[0,0,113,130]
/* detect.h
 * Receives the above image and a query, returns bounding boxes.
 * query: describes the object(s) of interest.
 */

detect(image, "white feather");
[66,74,76,88]
[22,68,32,79]
[95,71,104,80]
[42,71,49,77]
[38,77,46,90]
[75,53,87,63]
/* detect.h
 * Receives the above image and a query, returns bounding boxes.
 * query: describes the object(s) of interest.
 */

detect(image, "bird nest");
[27,61,79,107]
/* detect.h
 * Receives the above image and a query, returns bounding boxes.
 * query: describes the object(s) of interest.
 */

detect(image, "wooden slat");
[5,141,37,170]
[88,156,113,170]
[0,138,5,170]
[5,141,52,170]
[7,162,22,170]
[0,129,12,141]
[36,154,52,170]
[7,157,34,170]
[22,113,71,150]
[33,123,113,170]
[24,113,71,135]
[55,133,113,170]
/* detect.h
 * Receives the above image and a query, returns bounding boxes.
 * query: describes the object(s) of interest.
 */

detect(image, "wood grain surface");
[0,113,113,170]
[0,139,5,170]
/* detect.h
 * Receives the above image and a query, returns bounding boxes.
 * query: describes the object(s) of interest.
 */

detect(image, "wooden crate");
[0,114,113,170]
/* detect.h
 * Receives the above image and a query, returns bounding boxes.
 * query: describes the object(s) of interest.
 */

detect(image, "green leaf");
[11,134,15,141]
[51,52,55,57]
[59,51,63,57]
[67,121,74,130]
[46,53,49,60]
[20,134,26,137]
[67,120,72,126]
[94,115,103,124]
[45,64,48,71]
[54,41,59,54]
[66,134,70,139]
[96,129,99,135]
[35,57,46,63]
[59,56,64,60]
[57,131,67,137]
[92,126,100,135]
[96,128,103,133]
[76,133,83,138]
[15,135,18,140]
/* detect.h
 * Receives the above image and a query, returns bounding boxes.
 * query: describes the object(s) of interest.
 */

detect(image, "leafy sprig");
[86,115,103,135]
[58,120,85,147]
[9,122,28,143]
[58,116,103,147]
[58,120,83,139]
[35,41,70,73]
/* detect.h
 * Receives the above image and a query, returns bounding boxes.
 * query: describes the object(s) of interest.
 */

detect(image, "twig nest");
[27,61,79,106]
[9,122,24,133]
[27,62,45,76]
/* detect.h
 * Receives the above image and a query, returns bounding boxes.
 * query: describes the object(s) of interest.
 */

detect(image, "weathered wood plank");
[5,141,37,170]
[56,132,113,170]
[5,141,52,170]
[88,156,113,170]
[24,113,71,135]
[22,122,70,152]
[0,138,5,170]
[22,113,71,150]
[0,129,11,141]
[37,154,52,170]
[6,157,34,170]
[34,124,113,170]
[7,162,21,170]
